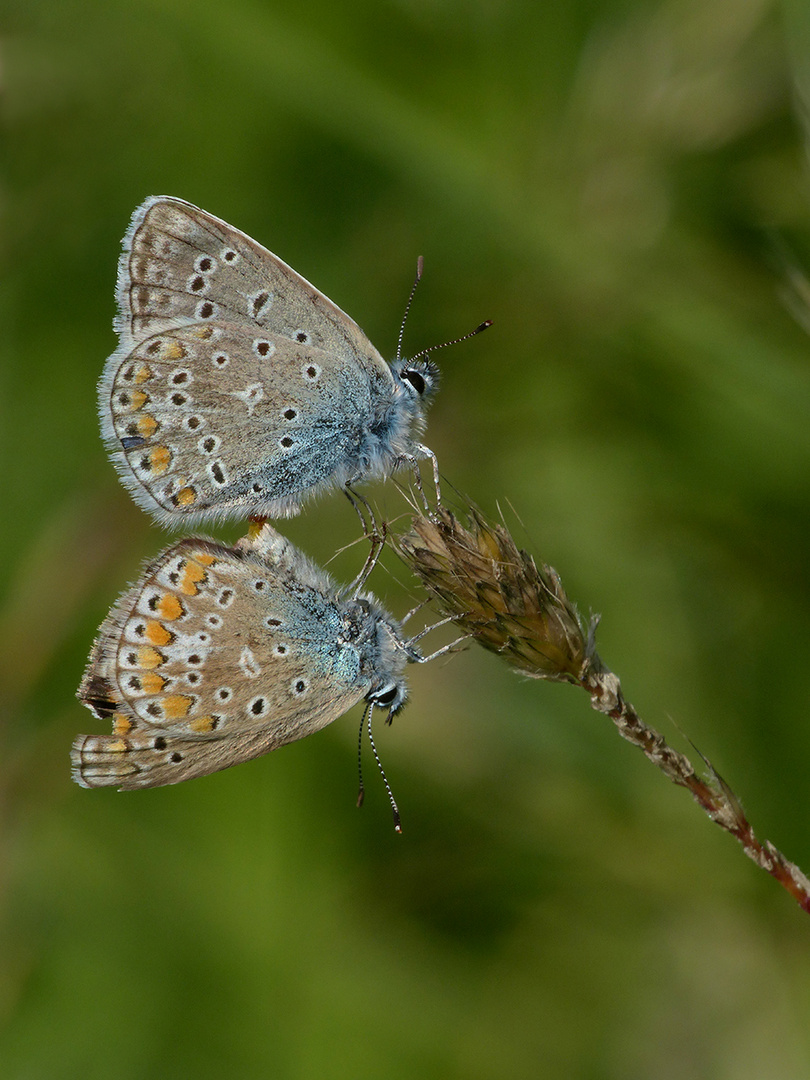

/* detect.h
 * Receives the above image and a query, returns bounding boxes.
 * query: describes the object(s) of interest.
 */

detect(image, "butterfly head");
[367,678,408,718]
[394,356,440,407]
[348,597,415,719]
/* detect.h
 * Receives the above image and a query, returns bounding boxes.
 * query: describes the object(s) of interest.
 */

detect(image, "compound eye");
[373,684,398,707]
[401,368,426,396]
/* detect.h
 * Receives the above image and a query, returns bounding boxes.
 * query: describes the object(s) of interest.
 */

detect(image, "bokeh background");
[5,0,810,1076]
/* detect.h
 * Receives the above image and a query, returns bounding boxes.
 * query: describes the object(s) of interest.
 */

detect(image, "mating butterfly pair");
[73,197,481,799]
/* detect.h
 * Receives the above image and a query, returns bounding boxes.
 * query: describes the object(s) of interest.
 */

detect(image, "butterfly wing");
[100,197,398,521]
[73,538,370,790]
[115,196,388,368]
[101,321,388,523]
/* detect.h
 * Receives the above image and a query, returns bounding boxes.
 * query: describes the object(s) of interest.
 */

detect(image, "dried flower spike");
[398,506,592,682]
[398,503,810,915]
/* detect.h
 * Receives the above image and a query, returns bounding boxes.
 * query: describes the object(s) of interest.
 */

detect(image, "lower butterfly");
[72,525,438,807]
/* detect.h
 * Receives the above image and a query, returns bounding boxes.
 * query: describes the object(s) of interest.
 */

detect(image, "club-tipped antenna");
[356,705,368,809]
[396,256,424,364]
[356,702,401,832]
[409,319,492,368]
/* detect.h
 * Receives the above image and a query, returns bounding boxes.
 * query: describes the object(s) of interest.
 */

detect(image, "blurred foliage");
[3,0,810,1076]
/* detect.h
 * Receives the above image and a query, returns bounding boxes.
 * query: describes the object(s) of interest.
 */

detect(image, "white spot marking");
[239,647,261,678]
[232,383,264,416]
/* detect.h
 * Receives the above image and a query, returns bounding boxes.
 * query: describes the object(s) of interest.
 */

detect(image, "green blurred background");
[4,0,810,1076]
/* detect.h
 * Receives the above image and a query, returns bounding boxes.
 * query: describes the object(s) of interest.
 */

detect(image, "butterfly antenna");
[396,256,424,364]
[409,319,492,367]
[363,704,402,833]
[356,704,369,809]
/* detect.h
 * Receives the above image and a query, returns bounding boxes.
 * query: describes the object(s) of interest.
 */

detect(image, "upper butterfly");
[100,196,440,524]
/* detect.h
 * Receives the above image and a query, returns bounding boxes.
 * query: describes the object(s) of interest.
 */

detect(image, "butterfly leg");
[344,483,387,593]
[398,598,428,627]
[396,615,470,663]
[394,445,440,511]
[412,634,470,663]
[419,444,442,506]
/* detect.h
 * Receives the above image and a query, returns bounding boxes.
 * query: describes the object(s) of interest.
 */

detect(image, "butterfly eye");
[401,368,426,396]
[372,684,399,707]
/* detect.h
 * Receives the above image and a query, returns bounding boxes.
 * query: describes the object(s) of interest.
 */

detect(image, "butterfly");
[72,525,433,796]
[100,196,442,525]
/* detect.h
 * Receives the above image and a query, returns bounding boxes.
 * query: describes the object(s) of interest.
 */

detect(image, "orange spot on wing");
[136,414,159,437]
[148,446,172,475]
[134,365,152,384]
[145,620,173,646]
[179,561,207,595]
[194,552,217,567]
[189,715,216,733]
[114,388,151,412]
[158,594,184,620]
[112,715,134,736]
[136,646,165,669]
[162,340,186,360]
[161,694,193,719]
[176,486,196,506]
[140,672,166,694]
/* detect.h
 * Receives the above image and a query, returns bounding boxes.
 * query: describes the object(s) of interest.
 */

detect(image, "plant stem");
[398,504,810,914]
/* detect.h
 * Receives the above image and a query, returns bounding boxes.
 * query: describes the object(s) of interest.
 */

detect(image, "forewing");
[116,196,388,368]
